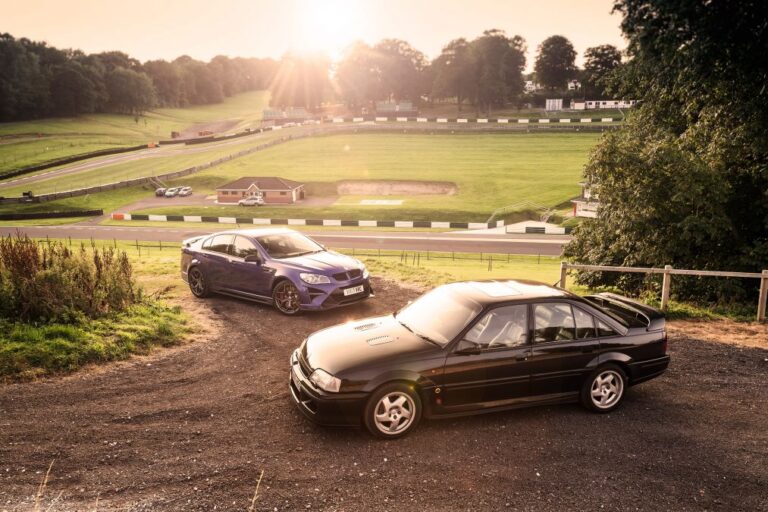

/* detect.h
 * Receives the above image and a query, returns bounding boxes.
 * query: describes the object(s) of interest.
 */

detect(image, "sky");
[1,0,626,71]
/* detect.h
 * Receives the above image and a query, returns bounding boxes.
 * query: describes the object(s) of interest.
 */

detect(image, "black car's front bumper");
[289,350,368,427]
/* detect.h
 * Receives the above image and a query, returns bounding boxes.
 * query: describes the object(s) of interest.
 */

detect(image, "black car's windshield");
[256,232,323,259]
[395,287,482,347]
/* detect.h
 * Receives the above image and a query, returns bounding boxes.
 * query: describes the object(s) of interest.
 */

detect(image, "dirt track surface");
[1,279,767,511]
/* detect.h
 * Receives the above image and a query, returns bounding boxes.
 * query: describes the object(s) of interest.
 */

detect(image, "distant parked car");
[178,186,193,197]
[289,280,670,438]
[155,188,167,197]
[180,228,373,315]
[238,196,265,206]
[164,187,180,197]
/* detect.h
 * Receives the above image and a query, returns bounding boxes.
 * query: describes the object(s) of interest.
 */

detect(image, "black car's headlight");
[362,266,369,279]
[310,369,341,392]
[300,273,331,285]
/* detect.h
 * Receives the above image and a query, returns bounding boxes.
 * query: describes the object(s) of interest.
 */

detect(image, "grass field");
[0,90,270,172]
[134,132,600,221]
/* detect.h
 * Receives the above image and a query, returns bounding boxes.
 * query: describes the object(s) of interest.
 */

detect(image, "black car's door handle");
[515,354,528,361]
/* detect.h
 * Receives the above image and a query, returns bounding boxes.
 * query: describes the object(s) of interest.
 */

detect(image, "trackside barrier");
[111,212,506,230]
[559,262,768,322]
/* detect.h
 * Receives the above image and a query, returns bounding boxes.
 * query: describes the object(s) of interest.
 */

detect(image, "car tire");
[363,382,422,439]
[581,364,627,413]
[272,280,302,315]
[187,266,210,298]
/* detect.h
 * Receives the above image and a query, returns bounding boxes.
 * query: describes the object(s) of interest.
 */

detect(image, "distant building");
[567,79,581,91]
[216,177,306,204]
[572,100,638,110]
[545,98,564,111]
[571,182,598,218]
[375,101,418,115]
[261,108,311,125]
[524,80,542,93]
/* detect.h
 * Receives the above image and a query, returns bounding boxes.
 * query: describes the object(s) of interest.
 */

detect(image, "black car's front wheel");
[581,364,627,413]
[364,383,422,439]
[187,267,210,298]
[273,280,301,315]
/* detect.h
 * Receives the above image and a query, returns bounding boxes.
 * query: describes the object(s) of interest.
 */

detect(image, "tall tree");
[336,41,383,111]
[534,35,577,89]
[430,38,477,112]
[374,39,428,102]
[470,30,527,113]
[564,0,768,302]
[269,53,330,111]
[49,61,99,116]
[105,67,156,115]
[583,44,622,98]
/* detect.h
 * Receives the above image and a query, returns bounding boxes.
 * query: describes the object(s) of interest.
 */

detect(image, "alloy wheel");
[274,281,301,314]
[590,370,624,410]
[188,268,207,297]
[372,391,416,435]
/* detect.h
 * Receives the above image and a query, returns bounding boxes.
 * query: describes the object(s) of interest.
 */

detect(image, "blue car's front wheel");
[273,280,301,315]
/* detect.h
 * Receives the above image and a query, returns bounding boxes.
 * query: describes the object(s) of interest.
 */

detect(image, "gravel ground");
[1,278,766,511]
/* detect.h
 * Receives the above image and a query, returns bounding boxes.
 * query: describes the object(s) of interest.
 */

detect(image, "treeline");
[1,29,622,121]
[270,30,622,113]
[0,33,277,121]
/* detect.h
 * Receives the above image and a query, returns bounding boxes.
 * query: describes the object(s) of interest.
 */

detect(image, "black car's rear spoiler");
[585,292,665,331]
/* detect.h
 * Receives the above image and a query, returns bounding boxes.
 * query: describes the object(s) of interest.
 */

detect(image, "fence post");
[661,265,672,311]
[758,270,768,322]
[559,262,568,288]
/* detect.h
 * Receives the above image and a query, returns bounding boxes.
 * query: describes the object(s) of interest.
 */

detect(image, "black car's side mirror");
[454,339,481,355]
[244,254,261,264]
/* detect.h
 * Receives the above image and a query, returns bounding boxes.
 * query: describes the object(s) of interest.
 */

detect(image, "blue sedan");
[180,228,373,314]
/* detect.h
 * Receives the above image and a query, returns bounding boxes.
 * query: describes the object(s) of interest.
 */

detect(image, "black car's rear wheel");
[187,267,209,298]
[273,280,301,315]
[581,364,627,413]
[364,383,422,439]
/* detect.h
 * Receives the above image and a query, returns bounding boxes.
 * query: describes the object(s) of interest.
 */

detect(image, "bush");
[0,235,137,323]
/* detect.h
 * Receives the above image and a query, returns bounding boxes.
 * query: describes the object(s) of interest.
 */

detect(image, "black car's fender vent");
[366,335,394,346]
[354,322,380,331]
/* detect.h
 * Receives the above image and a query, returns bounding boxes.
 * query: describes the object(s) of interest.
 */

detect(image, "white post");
[559,262,568,289]
[758,270,768,323]
[661,265,672,311]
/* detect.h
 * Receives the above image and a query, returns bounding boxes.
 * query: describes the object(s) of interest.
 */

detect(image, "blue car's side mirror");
[244,254,261,264]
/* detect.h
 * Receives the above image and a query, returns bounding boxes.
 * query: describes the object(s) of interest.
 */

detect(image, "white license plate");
[343,285,365,296]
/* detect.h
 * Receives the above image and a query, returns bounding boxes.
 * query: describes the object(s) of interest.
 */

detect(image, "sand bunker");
[336,180,457,195]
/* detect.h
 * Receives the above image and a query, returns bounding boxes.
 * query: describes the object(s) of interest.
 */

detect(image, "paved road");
[0,225,569,255]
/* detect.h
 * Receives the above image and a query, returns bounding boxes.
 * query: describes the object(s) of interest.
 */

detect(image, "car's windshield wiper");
[396,318,442,348]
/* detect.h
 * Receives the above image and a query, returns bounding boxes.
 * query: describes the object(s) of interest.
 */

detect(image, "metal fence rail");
[559,262,768,322]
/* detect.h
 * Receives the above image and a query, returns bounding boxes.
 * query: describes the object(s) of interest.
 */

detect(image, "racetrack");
[1,278,766,511]
[0,225,569,255]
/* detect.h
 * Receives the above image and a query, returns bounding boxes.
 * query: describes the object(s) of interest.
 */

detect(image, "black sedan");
[289,279,670,438]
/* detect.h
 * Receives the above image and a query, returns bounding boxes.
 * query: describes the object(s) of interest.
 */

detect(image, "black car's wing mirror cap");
[454,339,481,355]
[244,254,262,264]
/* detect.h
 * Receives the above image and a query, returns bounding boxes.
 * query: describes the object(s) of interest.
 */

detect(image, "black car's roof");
[440,279,579,306]
[209,228,298,238]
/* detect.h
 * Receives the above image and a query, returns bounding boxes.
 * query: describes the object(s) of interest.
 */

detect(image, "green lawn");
[0,90,270,172]
[137,132,599,221]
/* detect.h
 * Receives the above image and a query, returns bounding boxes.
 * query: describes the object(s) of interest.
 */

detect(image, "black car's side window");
[596,320,619,337]
[208,235,234,255]
[573,306,597,339]
[464,305,528,350]
[534,303,576,342]
[232,236,260,259]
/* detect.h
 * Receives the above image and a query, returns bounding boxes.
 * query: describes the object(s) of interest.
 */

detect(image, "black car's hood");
[302,315,438,376]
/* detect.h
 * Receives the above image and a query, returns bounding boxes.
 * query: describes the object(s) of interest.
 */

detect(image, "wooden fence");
[559,263,768,322]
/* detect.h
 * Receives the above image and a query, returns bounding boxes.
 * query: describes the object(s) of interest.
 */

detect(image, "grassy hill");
[139,132,599,221]
[0,90,270,172]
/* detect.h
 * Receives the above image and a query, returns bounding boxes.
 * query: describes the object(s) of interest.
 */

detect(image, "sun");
[292,0,365,60]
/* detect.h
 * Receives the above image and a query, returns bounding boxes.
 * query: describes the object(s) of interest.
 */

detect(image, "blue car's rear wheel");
[188,267,209,298]
[273,280,301,315]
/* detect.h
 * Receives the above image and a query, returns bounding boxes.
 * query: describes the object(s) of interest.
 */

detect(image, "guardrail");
[559,262,768,322]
